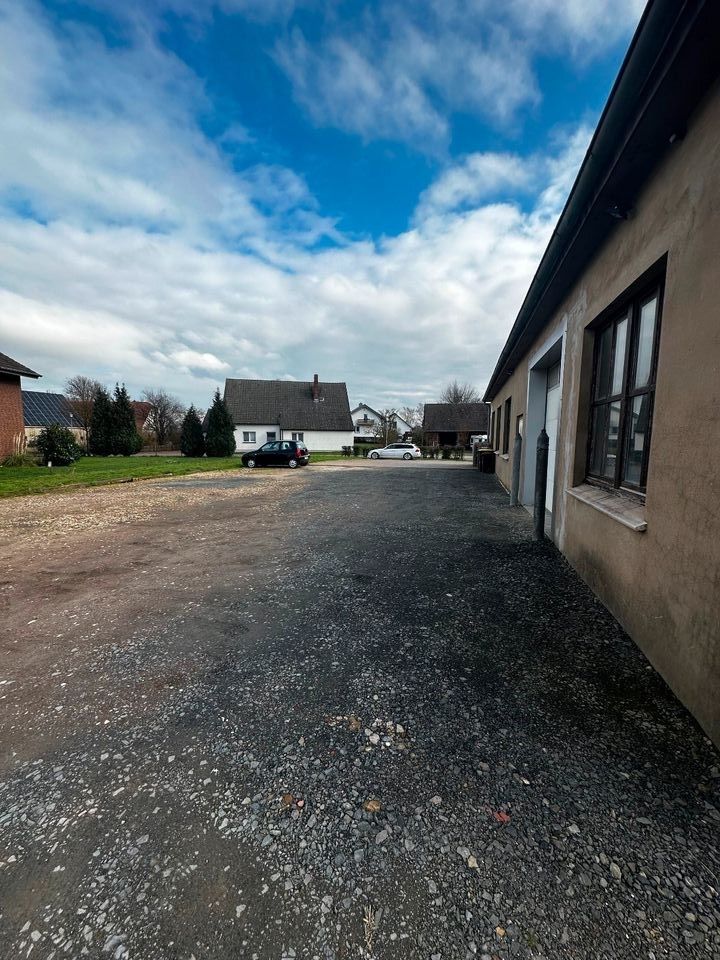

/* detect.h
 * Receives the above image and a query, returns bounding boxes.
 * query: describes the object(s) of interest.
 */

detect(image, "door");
[258,441,280,465]
[279,440,294,464]
[544,362,561,513]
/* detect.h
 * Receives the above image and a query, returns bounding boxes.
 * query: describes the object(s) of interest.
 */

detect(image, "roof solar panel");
[22,391,76,428]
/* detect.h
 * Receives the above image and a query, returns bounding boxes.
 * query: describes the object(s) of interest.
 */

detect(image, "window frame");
[243,431,257,443]
[291,432,304,442]
[586,275,664,496]
[494,405,502,451]
[502,397,512,455]
[266,431,277,441]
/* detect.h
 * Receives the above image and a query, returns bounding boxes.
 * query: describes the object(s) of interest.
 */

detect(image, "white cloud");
[0,0,591,410]
[275,0,642,150]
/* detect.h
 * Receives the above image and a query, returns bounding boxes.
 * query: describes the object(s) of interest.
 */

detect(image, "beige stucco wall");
[492,78,720,745]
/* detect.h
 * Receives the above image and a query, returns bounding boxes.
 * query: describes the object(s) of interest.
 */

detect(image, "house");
[23,391,86,445]
[224,374,354,452]
[423,403,489,448]
[350,403,413,443]
[0,352,40,458]
[483,0,720,746]
[131,401,154,437]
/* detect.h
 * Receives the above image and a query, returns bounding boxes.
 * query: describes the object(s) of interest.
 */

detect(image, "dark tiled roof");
[22,391,75,428]
[0,352,40,378]
[131,401,153,429]
[224,379,353,431]
[423,402,490,432]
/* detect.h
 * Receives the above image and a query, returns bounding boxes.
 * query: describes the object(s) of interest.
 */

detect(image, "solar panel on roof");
[22,391,76,428]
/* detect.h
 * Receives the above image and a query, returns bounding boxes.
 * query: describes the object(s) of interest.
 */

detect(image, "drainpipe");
[534,429,549,540]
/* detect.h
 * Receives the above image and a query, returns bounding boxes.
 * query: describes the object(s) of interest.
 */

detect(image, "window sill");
[567,483,647,532]
[500,454,509,461]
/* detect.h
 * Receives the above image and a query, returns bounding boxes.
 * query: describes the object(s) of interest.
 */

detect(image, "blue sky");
[0,0,644,409]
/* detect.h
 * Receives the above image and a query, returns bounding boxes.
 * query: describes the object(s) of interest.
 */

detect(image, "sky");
[0,0,645,410]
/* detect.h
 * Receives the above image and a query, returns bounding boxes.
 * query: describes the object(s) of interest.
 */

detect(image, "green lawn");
[0,452,344,499]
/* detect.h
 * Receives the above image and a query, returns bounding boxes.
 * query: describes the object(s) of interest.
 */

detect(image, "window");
[516,414,524,439]
[502,397,512,454]
[243,431,256,443]
[266,431,277,441]
[588,281,663,493]
[495,406,502,451]
[292,432,304,442]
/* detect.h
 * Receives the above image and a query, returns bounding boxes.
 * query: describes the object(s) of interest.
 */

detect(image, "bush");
[352,445,361,457]
[341,445,352,457]
[180,405,206,457]
[1,452,38,468]
[441,446,452,460]
[35,424,83,466]
[453,445,465,460]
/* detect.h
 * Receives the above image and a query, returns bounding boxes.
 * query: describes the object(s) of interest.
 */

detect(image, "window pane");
[623,394,651,487]
[594,324,613,399]
[590,402,621,479]
[634,295,657,388]
[612,317,627,395]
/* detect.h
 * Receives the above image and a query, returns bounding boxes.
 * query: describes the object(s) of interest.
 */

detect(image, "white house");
[350,403,413,442]
[224,374,354,452]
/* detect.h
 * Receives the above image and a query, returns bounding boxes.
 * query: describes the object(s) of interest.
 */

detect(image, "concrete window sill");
[567,483,647,532]
[500,454,510,461]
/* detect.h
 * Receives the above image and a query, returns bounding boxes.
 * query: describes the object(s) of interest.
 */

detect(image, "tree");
[180,405,206,457]
[111,384,143,456]
[205,389,236,457]
[439,380,481,404]
[65,375,102,447]
[142,388,185,447]
[400,403,424,428]
[372,409,399,446]
[36,424,83,466]
[89,386,114,456]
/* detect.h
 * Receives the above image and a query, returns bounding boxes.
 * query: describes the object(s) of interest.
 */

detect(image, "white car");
[369,442,422,460]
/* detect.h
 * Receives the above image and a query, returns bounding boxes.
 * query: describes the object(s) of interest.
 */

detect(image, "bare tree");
[142,388,185,446]
[439,380,481,404]
[65,374,102,445]
[372,409,399,446]
[399,403,424,428]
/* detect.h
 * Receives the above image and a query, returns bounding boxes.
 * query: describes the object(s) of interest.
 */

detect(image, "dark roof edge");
[0,354,41,378]
[483,0,713,401]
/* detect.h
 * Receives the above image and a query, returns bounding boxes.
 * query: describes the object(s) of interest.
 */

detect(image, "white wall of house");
[233,425,353,452]
[283,429,354,451]
[233,424,280,451]
[350,404,413,439]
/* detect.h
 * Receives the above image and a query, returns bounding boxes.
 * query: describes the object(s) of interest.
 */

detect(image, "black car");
[241,439,310,469]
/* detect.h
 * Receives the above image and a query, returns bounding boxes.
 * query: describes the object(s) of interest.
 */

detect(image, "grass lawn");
[0,452,343,499]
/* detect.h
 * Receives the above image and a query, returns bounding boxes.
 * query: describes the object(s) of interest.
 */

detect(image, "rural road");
[1,461,718,960]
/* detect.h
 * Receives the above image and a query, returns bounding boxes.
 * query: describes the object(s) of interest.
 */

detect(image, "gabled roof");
[484,0,720,401]
[23,391,75,428]
[423,402,489,433]
[0,352,40,379]
[351,402,382,419]
[224,378,353,431]
[131,401,153,430]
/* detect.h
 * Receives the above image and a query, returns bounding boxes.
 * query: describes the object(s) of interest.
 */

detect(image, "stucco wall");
[233,426,354,452]
[491,79,720,745]
[233,425,281,451]
[0,373,25,458]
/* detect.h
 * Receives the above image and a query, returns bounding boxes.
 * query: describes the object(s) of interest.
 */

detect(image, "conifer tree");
[205,388,236,457]
[89,385,113,455]
[180,405,206,457]
[111,384,143,456]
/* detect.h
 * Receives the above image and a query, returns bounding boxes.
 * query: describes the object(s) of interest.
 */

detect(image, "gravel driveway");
[1,462,718,960]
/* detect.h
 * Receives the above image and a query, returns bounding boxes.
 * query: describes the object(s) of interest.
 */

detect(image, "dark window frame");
[494,405,502,451]
[586,273,664,496]
[502,397,512,454]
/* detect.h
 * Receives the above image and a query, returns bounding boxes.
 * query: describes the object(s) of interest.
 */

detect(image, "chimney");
[312,373,319,401]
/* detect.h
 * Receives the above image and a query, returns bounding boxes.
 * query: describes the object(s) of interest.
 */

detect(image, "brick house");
[0,352,40,459]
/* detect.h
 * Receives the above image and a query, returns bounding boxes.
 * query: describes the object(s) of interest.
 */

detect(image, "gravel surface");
[1,462,718,960]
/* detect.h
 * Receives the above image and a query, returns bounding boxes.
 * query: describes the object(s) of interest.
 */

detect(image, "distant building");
[23,391,86,445]
[350,403,412,443]
[483,0,720,746]
[0,352,40,458]
[131,401,154,436]
[223,374,354,452]
[423,403,489,448]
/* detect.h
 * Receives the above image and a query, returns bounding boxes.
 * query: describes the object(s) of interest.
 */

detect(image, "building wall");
[490,79,720,745]
[0,373,25,458]
[233,425,354,452]
[26,426,86,445]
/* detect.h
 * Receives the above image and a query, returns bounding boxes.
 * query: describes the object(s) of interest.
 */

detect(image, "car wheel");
[370,451,380,459]
[288,458,298,468]
[246,458,256,468]
[403,452,412,460]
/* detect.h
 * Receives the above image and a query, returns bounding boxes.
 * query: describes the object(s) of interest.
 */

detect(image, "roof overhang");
[484,0,720,402]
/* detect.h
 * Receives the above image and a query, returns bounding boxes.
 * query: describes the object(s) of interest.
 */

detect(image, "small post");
[510,432,522,506]
[533,428,549,540]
